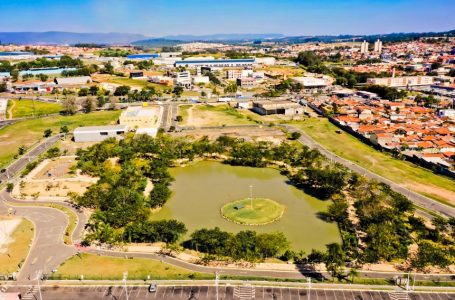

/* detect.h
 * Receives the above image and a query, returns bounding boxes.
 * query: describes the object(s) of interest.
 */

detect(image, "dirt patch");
[174,127,286,144]
[404,182,455,207]
[59,139,98,156]
[0,218,21,252]
[20,180,94,198]
[16,157,98,200]
[33,157,77,180]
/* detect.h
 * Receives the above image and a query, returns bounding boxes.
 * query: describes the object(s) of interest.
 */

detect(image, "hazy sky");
[1,0,454,36]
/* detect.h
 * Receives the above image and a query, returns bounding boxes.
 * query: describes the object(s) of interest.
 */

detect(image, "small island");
[221,198,285,225]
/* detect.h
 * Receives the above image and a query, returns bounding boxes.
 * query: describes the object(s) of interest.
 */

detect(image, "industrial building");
[126,54,160,60]
[73,125,128,142]
[236,77,257,88]
[252,100,303,116]
[291,77,328,88]
[119,106,160,130]
[367,76,434,87]
[0,98,8,120]
[175,58,255,68]
[54,76,92,85]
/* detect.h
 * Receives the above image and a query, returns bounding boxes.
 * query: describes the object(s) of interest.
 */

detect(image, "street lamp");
[123,271,129,300]
[249,185,254,209]
[215,271,220,300]
[36,270,43,300]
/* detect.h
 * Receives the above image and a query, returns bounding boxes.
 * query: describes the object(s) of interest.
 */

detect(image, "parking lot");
[7,285,455,300]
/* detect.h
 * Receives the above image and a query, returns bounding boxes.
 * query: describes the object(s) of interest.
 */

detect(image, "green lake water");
[150,161,341,252]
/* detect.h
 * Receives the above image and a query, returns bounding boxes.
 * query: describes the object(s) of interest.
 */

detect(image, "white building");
[192,75,210,84]
[54,76,92,86]
[255,57,276,66]
[73,125,128,142]
[360,41,369,54]
[374,39,383,53]
[0,98,8,120]
[175,58,255,68]
[175,71,192,88]
[438,109,455,119]
[367,76,434,87]
[291,77,328,88]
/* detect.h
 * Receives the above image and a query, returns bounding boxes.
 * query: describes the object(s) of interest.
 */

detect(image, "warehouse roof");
[54,76,92,85]
[176,59,255,64]
[73,125,128,134]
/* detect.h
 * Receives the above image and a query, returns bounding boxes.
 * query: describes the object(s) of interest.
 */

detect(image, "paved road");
[0,193,77,282]
[284,125,455,218]
[0,134,62,184]
[5,285,455,300]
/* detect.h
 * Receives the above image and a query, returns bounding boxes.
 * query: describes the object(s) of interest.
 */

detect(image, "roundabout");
[221,198,285,225]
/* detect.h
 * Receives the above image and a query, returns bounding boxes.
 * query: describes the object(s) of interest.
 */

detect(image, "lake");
[150,161,341,252]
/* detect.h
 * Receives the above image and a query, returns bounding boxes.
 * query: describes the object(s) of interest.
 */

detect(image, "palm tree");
[348,268,359,283]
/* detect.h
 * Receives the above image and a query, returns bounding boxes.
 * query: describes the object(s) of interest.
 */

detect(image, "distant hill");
[0,31,148,45]
[131,38,185,48]
[161,33,284,42]
[276,30,455,44]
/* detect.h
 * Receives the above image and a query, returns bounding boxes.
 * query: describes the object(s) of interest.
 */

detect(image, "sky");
[1,0,454,37]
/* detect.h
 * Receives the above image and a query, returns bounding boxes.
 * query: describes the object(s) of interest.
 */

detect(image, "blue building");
[126,54,160,60]
[175,58,255,68]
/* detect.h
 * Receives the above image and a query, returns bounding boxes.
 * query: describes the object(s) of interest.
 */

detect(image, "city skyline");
[1,0,454,37]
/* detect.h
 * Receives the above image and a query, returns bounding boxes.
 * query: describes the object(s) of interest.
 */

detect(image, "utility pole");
[215,271,219,300]
[307,277,311,300]
[123,271,129,300]
[249,185,253,209]
[36,270,43,300]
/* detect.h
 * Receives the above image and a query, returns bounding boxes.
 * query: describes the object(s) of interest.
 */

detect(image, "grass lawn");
[0,110,121,168]
[53,253,210,280]
[0,218,34,274]
[94,74,168,91]
[177,104,192,121]
[10,99,62,119]
[221,198,285,225]
[183,104,257,127]
[291,117,455,207]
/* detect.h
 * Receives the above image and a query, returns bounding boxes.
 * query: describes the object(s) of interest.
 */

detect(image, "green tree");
[348,268,359,283]
[114,85,131,96]
[324,243,346,279]
[60,125,69,135]
[224,82,238,94]
[62,96,78,115]
[78,88,89,97]
[43,128,53,138]
[289,131,302,140]
[173,86,184,97]
[18,145,27,155]
[82,97,95,113]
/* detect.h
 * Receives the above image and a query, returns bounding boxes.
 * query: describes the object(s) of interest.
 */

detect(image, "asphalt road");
[284,125,455,218]
[0,134,62,184]
[0,193,77,282]
[5,285,455,300]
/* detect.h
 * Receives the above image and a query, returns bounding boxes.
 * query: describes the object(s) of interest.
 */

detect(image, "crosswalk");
[389,291,410,300]
[234,285,255,299]
[20,285,39,300]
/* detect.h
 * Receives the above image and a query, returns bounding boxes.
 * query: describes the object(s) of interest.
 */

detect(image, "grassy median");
[290,118,455,207]
[8,99,62,119]
[0,217,34,274]
[53,253,210,280]
[0,110,121,168]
